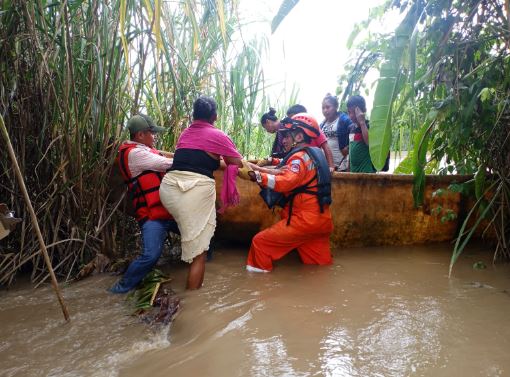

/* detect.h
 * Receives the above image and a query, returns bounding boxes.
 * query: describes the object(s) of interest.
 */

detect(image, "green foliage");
[474,165,488,214]
[343,0,510,270]
[369,2,422,171]
[0,0,289,285]
[271,0,300,33]
[127,269,169,310]
[450,179,500,276]
[338,51,381,108]
[431,188,458,224]
[412,120,433,207]
[441,209,457,224]
[393,153,413,174]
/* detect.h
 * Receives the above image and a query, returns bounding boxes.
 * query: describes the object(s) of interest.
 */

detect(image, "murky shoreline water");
[1,243,509,377]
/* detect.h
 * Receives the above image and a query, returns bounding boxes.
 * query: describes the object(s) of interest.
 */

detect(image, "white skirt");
[160,171,216,263]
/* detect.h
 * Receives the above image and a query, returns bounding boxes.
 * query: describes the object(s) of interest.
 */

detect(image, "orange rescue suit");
[247,150,333,271]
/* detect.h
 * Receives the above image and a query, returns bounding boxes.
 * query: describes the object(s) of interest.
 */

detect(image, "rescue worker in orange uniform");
[239,113,334,272]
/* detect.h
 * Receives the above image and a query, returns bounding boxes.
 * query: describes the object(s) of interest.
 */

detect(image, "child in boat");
[346,95,376,173]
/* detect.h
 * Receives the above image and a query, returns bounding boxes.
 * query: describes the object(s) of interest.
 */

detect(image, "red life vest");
[118,142,172,222]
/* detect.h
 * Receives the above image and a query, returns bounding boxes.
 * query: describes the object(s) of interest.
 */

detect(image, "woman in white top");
[320,94,352,172]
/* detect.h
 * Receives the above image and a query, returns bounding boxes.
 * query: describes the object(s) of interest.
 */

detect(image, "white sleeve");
[128,148,172,177]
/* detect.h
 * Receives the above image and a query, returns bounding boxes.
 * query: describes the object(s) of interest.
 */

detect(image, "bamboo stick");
[0,114,70,322]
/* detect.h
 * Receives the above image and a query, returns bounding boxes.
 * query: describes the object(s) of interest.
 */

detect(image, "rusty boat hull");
[215,172,474,247]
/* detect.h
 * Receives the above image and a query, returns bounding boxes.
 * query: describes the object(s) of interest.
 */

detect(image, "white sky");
[239,0,386,120]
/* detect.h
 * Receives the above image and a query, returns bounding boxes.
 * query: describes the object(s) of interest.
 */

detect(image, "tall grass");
[0,0,285,286]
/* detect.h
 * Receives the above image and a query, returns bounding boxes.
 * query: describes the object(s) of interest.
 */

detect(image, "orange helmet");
[280,113,320,139]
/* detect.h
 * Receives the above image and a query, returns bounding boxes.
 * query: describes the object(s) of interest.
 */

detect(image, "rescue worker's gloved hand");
[256,158,271,167]
[238,160,254,180]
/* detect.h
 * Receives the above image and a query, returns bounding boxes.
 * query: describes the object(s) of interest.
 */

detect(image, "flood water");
[1,243,509,377]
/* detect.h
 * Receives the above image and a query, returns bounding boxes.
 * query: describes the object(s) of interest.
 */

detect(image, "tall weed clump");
[0,0,276,286]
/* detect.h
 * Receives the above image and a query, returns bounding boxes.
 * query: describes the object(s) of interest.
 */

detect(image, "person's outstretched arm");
[223,156,243,167]
[158,150,174,158]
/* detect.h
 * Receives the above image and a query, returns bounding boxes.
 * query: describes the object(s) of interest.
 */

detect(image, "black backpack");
[259,146,332,225]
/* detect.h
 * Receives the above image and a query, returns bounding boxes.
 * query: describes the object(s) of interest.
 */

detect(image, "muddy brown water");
[1,243,509,377]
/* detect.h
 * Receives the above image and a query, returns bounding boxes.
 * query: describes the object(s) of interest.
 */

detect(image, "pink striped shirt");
[125,141,172,177]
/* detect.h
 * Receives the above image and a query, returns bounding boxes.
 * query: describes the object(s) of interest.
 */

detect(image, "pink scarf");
[176,120,242,213]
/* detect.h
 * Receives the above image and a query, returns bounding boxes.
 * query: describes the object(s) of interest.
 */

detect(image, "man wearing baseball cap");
[109,114,178,293]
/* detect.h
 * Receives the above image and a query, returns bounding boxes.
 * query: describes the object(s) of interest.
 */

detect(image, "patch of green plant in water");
[127,269,170,311]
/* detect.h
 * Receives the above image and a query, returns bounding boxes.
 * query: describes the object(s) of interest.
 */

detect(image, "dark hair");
[193,96,217,121]
[289,128,311,144]
[346,95,366,113]
[286,104,307,117]
[323,93,339,109]
[260,107,278,125]
[301,132,312,144]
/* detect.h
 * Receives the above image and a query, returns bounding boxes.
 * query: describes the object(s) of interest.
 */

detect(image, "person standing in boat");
[159,96,243,290]
[320,94,352,172]
[259,105,335,173]
[110,114,178,294]
[239,113,333,272]
[346,95,377,173]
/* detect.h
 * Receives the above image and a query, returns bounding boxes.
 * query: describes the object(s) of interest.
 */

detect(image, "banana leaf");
[394,152,414,174]
[368,3,420,170]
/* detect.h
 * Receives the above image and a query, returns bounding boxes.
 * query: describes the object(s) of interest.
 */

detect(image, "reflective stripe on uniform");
[267,174,276,189]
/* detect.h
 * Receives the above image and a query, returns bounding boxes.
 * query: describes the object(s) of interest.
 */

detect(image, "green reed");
[0,0,288,286]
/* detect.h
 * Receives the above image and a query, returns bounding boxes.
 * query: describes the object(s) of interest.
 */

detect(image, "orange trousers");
[246,217,332,271]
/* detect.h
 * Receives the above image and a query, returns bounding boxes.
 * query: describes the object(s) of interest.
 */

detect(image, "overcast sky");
[239,0,386,120]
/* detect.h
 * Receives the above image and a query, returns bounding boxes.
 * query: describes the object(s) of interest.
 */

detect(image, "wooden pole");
[0,114,70,322]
